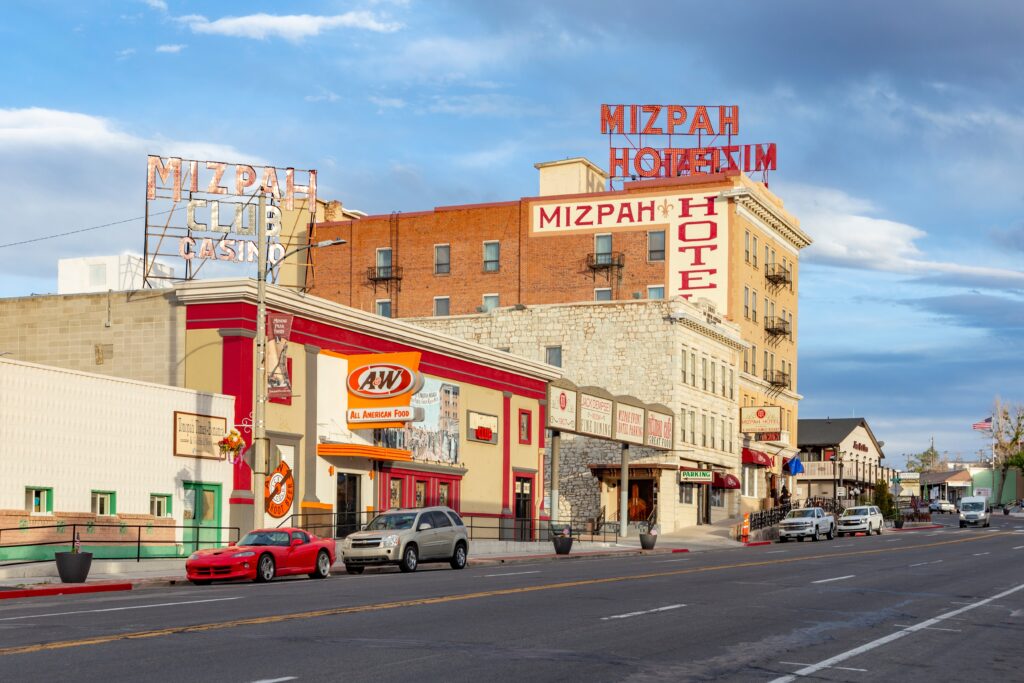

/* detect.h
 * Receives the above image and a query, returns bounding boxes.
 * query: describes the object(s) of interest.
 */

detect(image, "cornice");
[720,188,813,250]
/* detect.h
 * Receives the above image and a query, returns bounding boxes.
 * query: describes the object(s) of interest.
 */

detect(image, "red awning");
[712,471,741,489]
[742,447,773,467]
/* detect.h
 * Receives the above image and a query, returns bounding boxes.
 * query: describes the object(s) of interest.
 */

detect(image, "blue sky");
[1,1,1022,467]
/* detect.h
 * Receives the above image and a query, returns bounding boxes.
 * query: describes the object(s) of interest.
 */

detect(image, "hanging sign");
[265,460,295,518]
[266,312,293,399]
[345,352,425,429]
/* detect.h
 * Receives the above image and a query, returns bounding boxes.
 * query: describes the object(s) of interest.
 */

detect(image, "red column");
[220,330,255,501]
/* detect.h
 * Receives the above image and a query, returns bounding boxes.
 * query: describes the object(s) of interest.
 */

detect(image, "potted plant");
[218,428,244,463]
[891,512,904,529]
[552,525,573,555]
[639,524,658,550]
[55,532,92,583]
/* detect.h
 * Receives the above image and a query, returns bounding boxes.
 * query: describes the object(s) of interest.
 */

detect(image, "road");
[1,513,1022,682]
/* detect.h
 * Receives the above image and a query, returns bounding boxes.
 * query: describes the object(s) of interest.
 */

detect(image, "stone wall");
[0,289,183,387]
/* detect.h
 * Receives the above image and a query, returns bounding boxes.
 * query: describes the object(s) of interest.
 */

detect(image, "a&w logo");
[347,363,423,399]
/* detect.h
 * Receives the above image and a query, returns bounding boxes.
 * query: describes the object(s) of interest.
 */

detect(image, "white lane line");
[768,582,1024,683]
[601,604,685,621]
[811,575,855,584]
[972,552,991,556]
[1012,546,1024,550]
[251,678,297,683]
[765,550,786,554]
[482,570,541,577]
[885,538,900,542]
[894,624,961,632]
[908,560,943,567]
[779,662,867,673]
[653,558,690,563]
[0,597,241,622]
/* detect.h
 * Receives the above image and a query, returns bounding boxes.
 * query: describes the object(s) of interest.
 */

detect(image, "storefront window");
[390,479,403,509]
[438,482,450,507]
[741,464,760,498]
[518,410,532,444]
[679,483,693,504]
[710,488,724,507]
[415,481,427,507]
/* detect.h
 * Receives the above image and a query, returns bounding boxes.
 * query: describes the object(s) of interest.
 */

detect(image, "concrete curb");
[743,541,773,547]
[467,547,674,566]
[889,524,945,532]
[0,582,133,600]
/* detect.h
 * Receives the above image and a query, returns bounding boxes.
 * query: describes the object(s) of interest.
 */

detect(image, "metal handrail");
[0,522,240,567]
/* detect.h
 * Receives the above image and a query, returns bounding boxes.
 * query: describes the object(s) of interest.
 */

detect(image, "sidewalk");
[0,522,745,597]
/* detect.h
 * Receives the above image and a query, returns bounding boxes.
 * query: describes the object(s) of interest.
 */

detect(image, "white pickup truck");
[778,507,836,542]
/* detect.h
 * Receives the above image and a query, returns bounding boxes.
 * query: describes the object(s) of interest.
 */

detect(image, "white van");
[958,496,990,528]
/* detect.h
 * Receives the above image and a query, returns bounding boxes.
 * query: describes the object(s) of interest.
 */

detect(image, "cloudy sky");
[1,1,1022,467]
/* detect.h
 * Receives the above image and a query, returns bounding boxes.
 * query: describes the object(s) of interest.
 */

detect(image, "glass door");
[182,482,221,553]
[336,473,360,538]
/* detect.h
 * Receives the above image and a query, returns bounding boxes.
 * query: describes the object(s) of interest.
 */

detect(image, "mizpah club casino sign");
[143,155,317,285]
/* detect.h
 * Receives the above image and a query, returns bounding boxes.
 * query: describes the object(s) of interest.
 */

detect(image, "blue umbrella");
[787,456,805,475]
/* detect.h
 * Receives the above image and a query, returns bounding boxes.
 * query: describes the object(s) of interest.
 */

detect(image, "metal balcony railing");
[765,262,793,286]
[586,251,625,269]
[367,265,403,282]
[767,370,790,388]
[764,316,791,336]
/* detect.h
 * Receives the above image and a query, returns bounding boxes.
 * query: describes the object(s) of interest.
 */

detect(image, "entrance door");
[183,482,221,553]
[336,473,361,538]
[514,476,533,541]
[697,485,711,525]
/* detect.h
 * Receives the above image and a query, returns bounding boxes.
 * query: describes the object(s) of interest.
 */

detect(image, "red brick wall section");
[0,511,177,550]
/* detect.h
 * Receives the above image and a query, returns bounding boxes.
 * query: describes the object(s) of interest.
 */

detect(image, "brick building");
[309,159,811,511]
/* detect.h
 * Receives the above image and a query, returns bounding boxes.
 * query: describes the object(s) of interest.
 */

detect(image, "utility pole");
[252,193,269,532]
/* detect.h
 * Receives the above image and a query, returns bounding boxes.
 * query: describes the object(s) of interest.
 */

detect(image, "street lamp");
[252,194,346,530]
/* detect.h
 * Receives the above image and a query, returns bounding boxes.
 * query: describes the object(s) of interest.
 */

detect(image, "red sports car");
[186,527,336,585]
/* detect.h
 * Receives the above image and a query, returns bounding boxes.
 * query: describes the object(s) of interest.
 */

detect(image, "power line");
[0,210,173,249]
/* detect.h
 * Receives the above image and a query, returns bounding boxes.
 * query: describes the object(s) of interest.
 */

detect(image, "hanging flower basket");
[218,429,244,462]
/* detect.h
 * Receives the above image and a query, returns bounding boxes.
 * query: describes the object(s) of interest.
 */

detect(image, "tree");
[873,479,896,518]
[905,443,941,473]
[984,399,1024,505]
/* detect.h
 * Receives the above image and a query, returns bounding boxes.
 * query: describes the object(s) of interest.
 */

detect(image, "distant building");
[57,254,174,294]
[795,417,893,503]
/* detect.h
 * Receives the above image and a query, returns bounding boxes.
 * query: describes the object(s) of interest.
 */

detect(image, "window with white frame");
[690,352,696,386]
[376,299,392,318]
[710,488,724,507]
[741,465,760,498]
[545,346,562,367]
[744,230,750,263]
[679,483,694,504]
[150,494,171,517]
[91,490,115,516]
[647,285,664,299]
[648,231,665,261]
[701,413,708,447]
[751,290,758,321]
[710,415,716,449]
[482,294,499,312]
[702,357,708,390]
[434,244,451,275]
[433,296,450,317]
[744,287,750,318]
[594,233,613,265]
[375,247,393,278]
[594,288,612,301]
[483,241,500,272]
[752,236,758,267]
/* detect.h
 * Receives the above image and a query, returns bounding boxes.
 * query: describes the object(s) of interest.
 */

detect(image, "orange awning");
[316,443,413,462]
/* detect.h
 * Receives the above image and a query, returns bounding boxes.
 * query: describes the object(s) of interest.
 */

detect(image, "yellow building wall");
[266,349,306,438]
[455,383,505,516]
[509,394,543,519]
[183,328,224,394]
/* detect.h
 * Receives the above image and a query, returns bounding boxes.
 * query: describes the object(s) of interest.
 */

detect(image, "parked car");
[837,505,884,536]
[929,499,957,513]
[340,506,469,574]
[778,507,835,542]
[958,496,991,528]
[186,528,335,585]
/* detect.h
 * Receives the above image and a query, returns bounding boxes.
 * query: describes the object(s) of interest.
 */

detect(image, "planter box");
[55,552,93,583]
[552,536,573,555]
[639,533,657,550]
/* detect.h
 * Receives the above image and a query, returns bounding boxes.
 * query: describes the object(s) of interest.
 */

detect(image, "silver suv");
[340,506,469,574]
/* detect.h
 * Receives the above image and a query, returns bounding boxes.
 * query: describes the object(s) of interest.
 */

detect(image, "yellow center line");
[0,531,1008,657]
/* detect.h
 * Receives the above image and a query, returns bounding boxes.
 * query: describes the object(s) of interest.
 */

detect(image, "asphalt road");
[2,513,1022,683]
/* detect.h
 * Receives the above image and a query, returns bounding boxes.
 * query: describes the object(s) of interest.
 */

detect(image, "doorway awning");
[712,471,741,489]
[742,448,773,467]
[317,443,413,462]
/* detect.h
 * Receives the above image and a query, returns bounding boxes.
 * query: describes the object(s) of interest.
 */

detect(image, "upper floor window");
[91,490,116,516]
[648,231,665,261]
[647,285,665,299]
[744,287,750,318]
[752,236,759,267]
[433,296,450,317]
[376,299,392,318]
[744,231,750,263]
[545,346,562,367]
[595,288,612,301]
[594,234,613,265]
[26,487,52,514]
[375,247,393,278]
[434,244,450,275]
[483,241,500,273]
[482,293,499,312]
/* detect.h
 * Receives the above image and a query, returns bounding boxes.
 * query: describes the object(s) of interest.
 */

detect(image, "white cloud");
[155,44,186,54]
[0,108,261,288]
[426,94,537,117]
[115,48,136,59]
[368,96,405,110]
[179,12,401,42]
[143,0,167,11]
[305,88,340,103]
[781,183,1024,288]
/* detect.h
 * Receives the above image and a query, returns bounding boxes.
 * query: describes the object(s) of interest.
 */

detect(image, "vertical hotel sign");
[266,312,293,399]
[529,192,728,312]
[345,352,425,429]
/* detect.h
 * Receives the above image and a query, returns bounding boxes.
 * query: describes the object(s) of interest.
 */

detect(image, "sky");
[1,0,1022,468]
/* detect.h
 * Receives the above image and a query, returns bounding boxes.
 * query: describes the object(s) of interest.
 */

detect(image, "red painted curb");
[889,524,944,532]
[671,548,690,553]
[0,582,133,601]
[744,541,772,547]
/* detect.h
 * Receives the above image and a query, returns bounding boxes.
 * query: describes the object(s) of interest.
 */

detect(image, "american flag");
[972,417,992,431]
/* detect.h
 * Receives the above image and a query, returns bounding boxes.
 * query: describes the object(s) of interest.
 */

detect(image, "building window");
[711,488,724,507]
[26,487,52,514]
[518,410,532,445]
[751,290,758,322]
[765,245,770,268]
[729,370,735,399]
[681,347,688,383]
[710,361,717,394]
[688,410,696,444]
[765,297,771,321]
[648,230,665,261]
[742,465,760,498]
[376,299,392,318]
[482,294,499,312]
[764,350,770,381]
[751,344,757,376]
[91,490,116,516]
[150,494,172,517]
[679,483,694,504]
[375,247,393,278]
[720,420,726,452]
[594,233,613,265]
[702,414,708,447]
[702,357,708,391]
[744,230,750,263]
[743,349,749,374]
[389,478,403,509]
[434,244,450,275]
[690,352,696,387]
[752,236,758,267]
[594,288,612,301]
[728,420,734,453]
[545,345,562,367]
[647,285,664,299]
[710,416,716,449]
[433,296,450,317]
[744,287,750,318]
[483,241,500,272]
